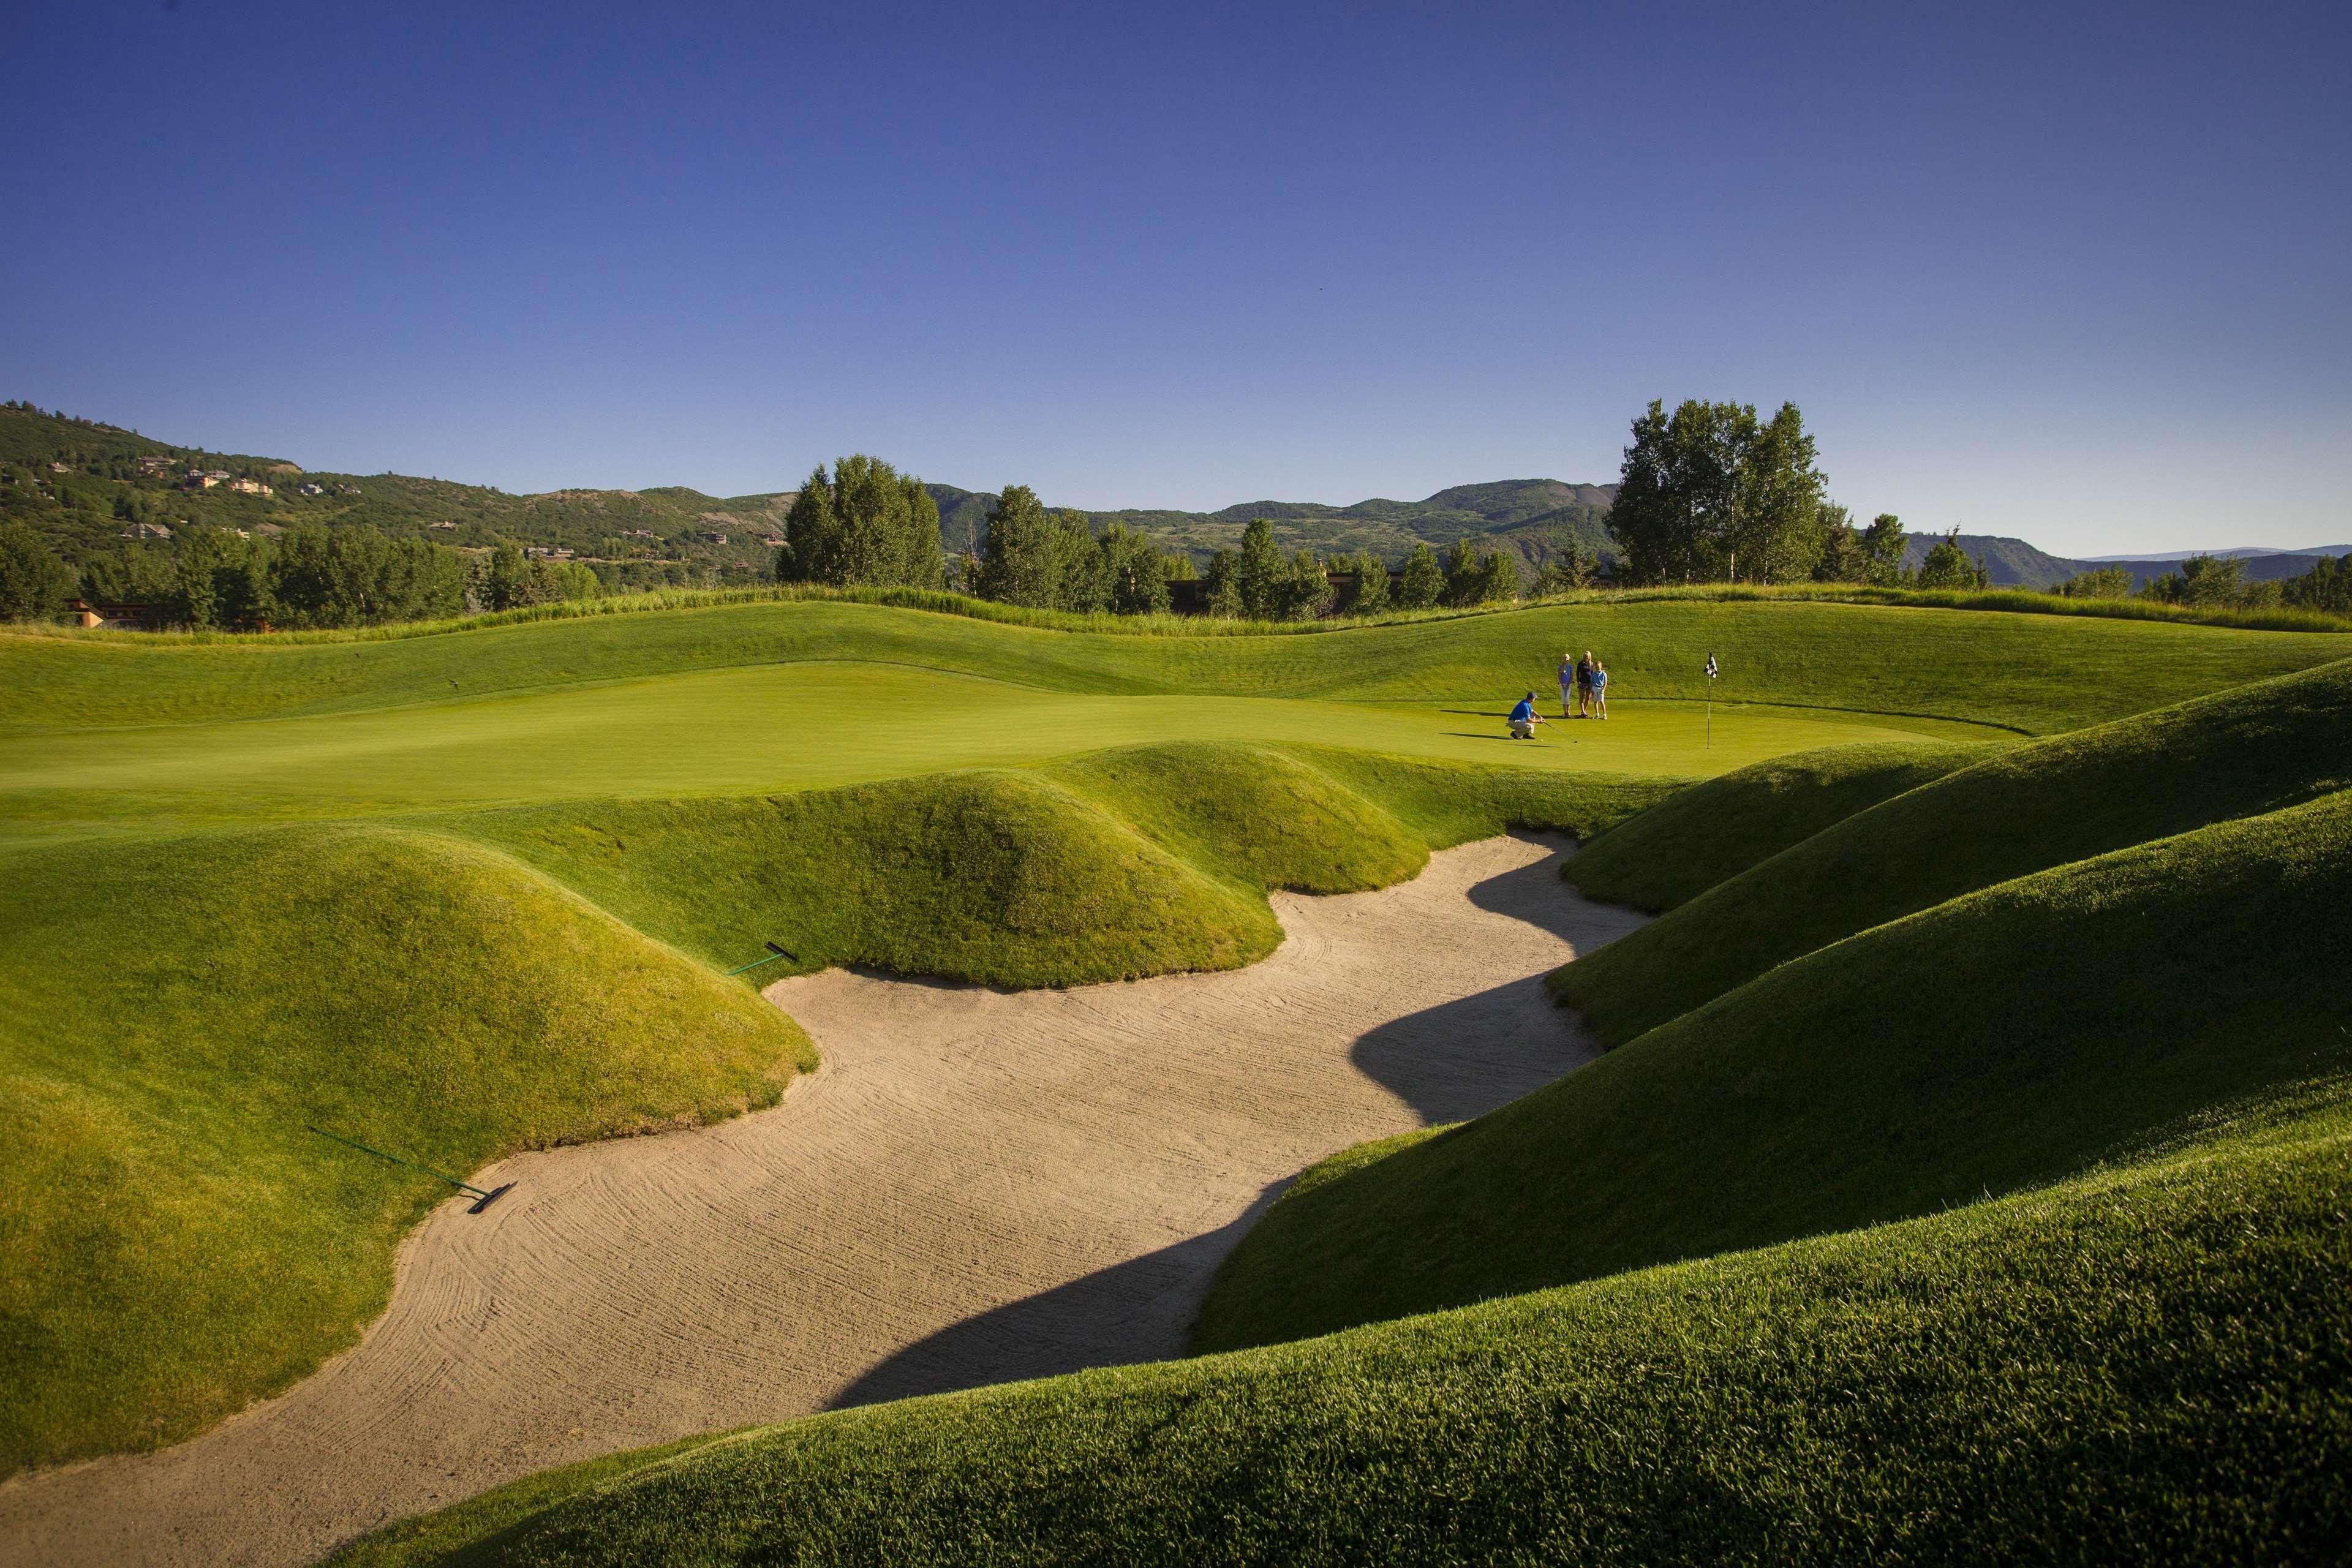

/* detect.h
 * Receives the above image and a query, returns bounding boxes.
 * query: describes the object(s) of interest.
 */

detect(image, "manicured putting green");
[0,661,1986,829]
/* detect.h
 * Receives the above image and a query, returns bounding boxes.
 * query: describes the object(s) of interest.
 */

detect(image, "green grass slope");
[453,770,1286,989]
[1553,657,2352,1045]
[333,1083,2352,1568]
[450,745,1678,987]
[0,744,1668,1476]
[4,594,2340,735]
[0,826,813,1476]
[1197,786,2352,1351]
[1561,738,1991,911]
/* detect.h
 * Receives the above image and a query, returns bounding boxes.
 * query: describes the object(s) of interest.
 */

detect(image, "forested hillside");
[2,402,1615,587]
[0,404,792,592]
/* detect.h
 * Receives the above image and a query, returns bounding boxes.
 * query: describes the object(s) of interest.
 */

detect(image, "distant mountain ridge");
[926,478,1619,573]
[8,400,2335,589]
[2086,545,2352,562]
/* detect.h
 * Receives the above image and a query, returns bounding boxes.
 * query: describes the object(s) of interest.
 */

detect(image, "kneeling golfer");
[1508,691,1546,739]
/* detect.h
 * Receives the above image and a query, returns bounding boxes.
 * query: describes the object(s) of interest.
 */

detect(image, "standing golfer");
[1558,650,1576,717]
[1590,659,1610,719]
[1509,692,1547,739]
[1575,649,1596,716]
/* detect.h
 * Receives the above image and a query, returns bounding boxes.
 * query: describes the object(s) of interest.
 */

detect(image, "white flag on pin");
[1705,654,1718,679]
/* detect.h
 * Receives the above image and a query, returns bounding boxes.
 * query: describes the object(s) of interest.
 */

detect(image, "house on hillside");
[696,530,728,545]
[118,521,173,541]
[428,518,457,529]
[299,482,323,496]
[67,599,162,630]
[230,478,273,496]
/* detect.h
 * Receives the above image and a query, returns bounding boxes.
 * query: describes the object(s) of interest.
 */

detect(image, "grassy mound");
[1553,657,2352,1045]
[1561,739,1989,911]
[1197,787,2352,1351]
[0,742,1667,1477]
[1045,744,1428,894]
[4,594,2340,735]
[455,771,1283,989]
[453,744,1678,989]
[0,826,813,1476]
[331,1082,2352,1568]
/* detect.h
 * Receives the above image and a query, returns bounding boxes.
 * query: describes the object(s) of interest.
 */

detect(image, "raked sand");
[0,832,1644,1567]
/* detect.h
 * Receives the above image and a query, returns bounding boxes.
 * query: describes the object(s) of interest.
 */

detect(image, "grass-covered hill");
[1554,656,2352,1045]
[333,1080,2352,1567]
[1559,738,1992,911]
[0,733,1665,1476]
[0,825,815,1472]
[8,592,2343,739]
[1200,783,2352,1349]
[6,591,2348,1554]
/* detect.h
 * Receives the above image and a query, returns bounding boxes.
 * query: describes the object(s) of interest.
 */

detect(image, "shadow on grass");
[826,1184,1286,1411]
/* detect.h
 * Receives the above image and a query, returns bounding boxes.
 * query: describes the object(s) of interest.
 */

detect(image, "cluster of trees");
[2056,552,2352,614]
[1910,528,1994,590]
[1604,399,1989,590]
[968,484,1186,614]
[0,519,603,628]
[1607,399,1833,584]
[0,521,75,619]
[775,457,944,589]
[1188,522,1521,620]
[2285,555,2352,615]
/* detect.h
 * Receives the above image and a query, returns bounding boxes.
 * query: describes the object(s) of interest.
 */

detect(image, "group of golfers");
[1507,649,1610,739]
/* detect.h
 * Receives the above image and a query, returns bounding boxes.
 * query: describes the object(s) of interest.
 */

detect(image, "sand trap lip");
[0,832,1645,1568]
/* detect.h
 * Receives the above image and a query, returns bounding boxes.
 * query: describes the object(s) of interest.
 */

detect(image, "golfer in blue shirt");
[1508,692,1545,739]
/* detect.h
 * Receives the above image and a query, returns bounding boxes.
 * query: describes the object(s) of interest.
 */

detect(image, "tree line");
[0,519,603,628]
[2054,552,2352,614]
[772,458,1537,620]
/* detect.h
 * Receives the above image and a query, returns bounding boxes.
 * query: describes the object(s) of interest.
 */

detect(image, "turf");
[450,744,1678,987]
[0,663,1969,842]
[4,594,2345,1500]
[4,594,2339,735]
[1552,655,2352,1046]
[0,826,813,1474]
[1560,737,1992,911]
[325,1079,2352,1568]
[0,744,1670,1476]
[1196,786,2352,1352]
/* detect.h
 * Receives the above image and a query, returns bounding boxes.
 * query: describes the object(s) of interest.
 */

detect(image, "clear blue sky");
[6,1,2346,554]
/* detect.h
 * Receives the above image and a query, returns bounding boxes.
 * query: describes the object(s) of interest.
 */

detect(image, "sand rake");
[724,941,798,977]
[307,1125,515,1212]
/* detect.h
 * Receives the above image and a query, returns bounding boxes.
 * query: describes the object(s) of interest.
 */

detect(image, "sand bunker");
[0,833,1643,1567]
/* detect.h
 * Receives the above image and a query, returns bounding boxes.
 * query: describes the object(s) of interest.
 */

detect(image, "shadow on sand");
[826,834,1639,1408]
[826,1184,1286,1411]
[1350,834,1629,1122]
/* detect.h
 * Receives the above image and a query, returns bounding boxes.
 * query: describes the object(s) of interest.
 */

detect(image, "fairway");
[2,595,2346,1568]
[0,659,1983,829]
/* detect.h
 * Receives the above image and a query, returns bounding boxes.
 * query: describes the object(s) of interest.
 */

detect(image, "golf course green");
[2,588,2346,1563]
